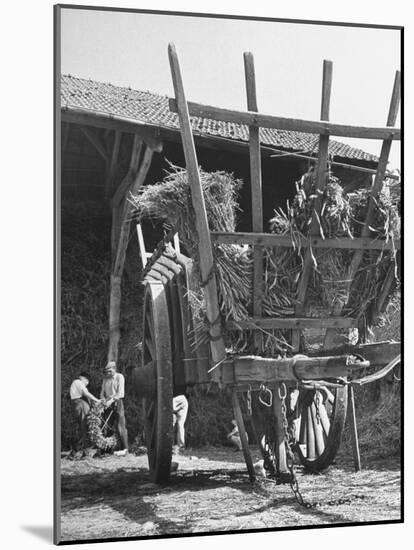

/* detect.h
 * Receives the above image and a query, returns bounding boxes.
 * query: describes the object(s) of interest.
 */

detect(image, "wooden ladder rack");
[168,42,400,361]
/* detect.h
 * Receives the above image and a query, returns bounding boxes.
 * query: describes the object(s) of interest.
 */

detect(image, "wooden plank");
[107,274,121,362]
[108,139,155,363]
[292,60,333,351]
[168,43,226,366]
[272,387,288,473]
[324,71,401,349]
[113,147,155,274]
[136,224,147,269]
[226,316,356,330]
[221,354,361,384]
[62,108,164,151]
[270,151,400,180]
[104,130,122,199]
[80,125,108,161]
[244,52,263,352]
[311,341,400,367]
[232,390,256,482]
[169,98,400,141]
[348,385,361,472]
[373,264,398,319]
[210,231,401,251]
[111,136,142,208]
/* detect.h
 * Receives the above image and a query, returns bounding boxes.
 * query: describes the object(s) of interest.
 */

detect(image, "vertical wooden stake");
[293,60,333,352]
[107,139,156,364]
[232,390,255,482]
[104,130,122,199]
[272,387,288,473]
[348,385,361,472]
[244,52,263,353]
[168,43,226,367]
[324,70,401,349]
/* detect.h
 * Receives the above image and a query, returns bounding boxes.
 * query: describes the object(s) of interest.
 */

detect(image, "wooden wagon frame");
[132,44,401,485]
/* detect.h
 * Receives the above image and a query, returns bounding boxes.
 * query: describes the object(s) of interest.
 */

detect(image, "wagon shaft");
[219,354,368,387]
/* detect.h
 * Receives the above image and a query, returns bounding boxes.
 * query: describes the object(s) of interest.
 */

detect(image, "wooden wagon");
[132,44,401,486]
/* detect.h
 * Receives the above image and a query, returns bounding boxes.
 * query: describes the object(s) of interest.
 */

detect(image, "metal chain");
[259,384,273,407]
[315,390,321,425]
[246,386,252,416]
[278,383,367,509]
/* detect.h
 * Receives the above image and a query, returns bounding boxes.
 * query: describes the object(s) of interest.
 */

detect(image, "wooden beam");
[210,231,400,251]
[136,224,147,269]
[104,130,122,199]
[80,125,109,161]
[324,71,401,349]
[111,136,142,209]
[270,150,399,180]
[168,42,226,366]
[169,98,400,141]
[373,264,398,319]
[232,390,255,482]
[348,385,361,471]
[244,51,263,352]
[113,146,155,275]
[292,60,333,351]
[220,354,364,385]
[107,274,121,363]
[107,138,155,363]
[62,108,163,151]
[226,316,356,331]
[311,341,400,368]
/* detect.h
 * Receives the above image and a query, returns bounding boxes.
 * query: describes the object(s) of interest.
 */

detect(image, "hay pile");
[131,164,400,355]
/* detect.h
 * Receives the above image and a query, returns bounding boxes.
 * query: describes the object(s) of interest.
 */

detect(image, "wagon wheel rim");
[295,385,348,471]
[142,282,174,483]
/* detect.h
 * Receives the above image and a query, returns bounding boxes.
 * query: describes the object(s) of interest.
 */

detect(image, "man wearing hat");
[100,361,129,456]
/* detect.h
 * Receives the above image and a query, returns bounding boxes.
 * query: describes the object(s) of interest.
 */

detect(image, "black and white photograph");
[54,3,402,545]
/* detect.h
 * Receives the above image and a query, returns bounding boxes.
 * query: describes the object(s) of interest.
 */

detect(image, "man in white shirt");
[69,372,100,452]
[101,361,129,455]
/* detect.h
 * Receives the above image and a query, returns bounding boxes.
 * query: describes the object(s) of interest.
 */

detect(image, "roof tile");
[61,75,378,163]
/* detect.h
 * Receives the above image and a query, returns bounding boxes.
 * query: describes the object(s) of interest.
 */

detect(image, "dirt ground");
[60,446,401,542]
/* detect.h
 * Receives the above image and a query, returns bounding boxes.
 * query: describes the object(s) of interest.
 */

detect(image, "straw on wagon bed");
[131,163,400,355]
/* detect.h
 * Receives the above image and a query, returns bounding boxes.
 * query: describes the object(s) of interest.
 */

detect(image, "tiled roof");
[61,75,378,163]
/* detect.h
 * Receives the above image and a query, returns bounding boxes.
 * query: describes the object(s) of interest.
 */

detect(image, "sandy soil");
[60,447,401,542]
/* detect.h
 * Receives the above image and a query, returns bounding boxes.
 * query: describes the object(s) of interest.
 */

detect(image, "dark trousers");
[71,398,90,450]
[114,399,129,450]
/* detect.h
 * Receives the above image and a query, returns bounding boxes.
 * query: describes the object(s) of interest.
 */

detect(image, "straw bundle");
[131,164,400,355]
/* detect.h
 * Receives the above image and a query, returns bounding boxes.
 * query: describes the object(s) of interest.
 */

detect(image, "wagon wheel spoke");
[141,282,174,484]
[318,399,331,438]
[296,386,347,471]
[145,337,156,360]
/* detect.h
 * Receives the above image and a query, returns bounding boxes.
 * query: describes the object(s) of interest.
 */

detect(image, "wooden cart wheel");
[142,282,174,484]
[294,386,348,472]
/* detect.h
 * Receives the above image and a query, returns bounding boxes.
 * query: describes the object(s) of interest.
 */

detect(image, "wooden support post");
[107,137,156,363]
[104,130,122,199]
[292,60,333,351]
[324,71,401,349]
[272,385,288,473]
[168,43,226,367]
[107,274,121,363]
[348,385,361,472]
[80,125,109,162]
[232,390,255,482]
[244,52,263,353]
